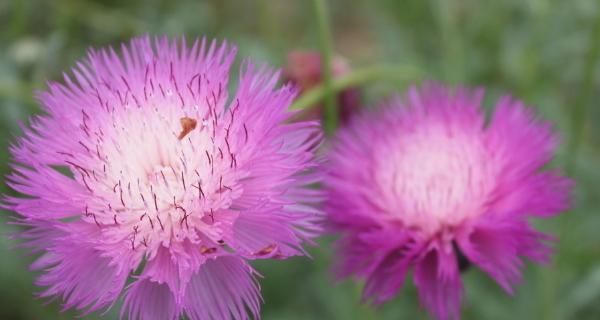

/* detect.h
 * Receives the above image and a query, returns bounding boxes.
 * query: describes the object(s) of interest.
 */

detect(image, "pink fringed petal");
[33,223,129,315]
[414,244,462,320]
[183,256,261,320]
[224,204,308,259]
[121,279,179,320]
[358,231,418,303]
[456,217,553,294]
[3,164,87,219]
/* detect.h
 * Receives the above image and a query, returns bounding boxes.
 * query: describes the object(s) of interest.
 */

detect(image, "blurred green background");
[1,0,599,319]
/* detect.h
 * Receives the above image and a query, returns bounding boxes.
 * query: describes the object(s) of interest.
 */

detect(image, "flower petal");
[34,223,129,315]
[414,244,462,320]
[183,256,261,320]
[457,217,552,294]
[121,279,180,320]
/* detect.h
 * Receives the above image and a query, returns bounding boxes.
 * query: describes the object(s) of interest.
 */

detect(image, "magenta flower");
[4,36,322,319]
[325,83,572,319]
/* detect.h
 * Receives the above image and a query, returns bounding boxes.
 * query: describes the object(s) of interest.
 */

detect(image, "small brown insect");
[178,117,197,140]
[200,246,217,254]
[254,244,277,256]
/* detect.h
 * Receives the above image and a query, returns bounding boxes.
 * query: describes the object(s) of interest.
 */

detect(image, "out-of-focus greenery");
[1,0,599,319]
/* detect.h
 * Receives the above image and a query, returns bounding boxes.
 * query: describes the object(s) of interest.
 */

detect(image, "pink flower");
[324,83,572,319]
[4,36,322,319]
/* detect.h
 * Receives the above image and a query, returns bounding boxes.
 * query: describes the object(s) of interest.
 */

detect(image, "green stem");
[290,64,424,111]
[257,0,280,50]
[312,0,338,134]
[434,0,464,83]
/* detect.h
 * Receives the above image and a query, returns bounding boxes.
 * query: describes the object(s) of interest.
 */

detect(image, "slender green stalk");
[290,64,424,111]
[312,0,338,134]
[434,0,464,83]
[257,0,280,50]
[9,0,28,37]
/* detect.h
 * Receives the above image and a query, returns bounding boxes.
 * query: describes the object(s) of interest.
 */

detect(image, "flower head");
[325,83,572,319]
[283,50,360,123]
[4,36,322,319]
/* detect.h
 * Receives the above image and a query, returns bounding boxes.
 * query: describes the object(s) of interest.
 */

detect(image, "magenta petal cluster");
[324,83,572,320]
[4,36,322,319]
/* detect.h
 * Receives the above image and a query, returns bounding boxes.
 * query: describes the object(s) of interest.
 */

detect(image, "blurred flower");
[324,83,572,320]
[283,50,360,123]
[9,37,44,66]
[3,36,322,320]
